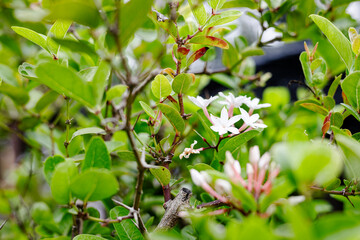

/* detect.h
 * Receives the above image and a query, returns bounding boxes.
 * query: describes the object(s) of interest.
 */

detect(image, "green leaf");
[186,47,209,67]
[208,0,226,10]
[222,0,257,9]
[300,103,329,116]
[73,234,107,240]
[110,206,144,240]
[107,85,128,101]
[205,10,242,28]
[43,155,65,184]
[11,26,49,52]
[151,74,172,99]
[218,130,261,159]
[341,71,360,111]
[82,137,111,171]
[18,62,38,81]
[328,75,341,97]
[50,161,78,204]
[240,46,264,58]
[324,178,341,190]
[34,90,59,112]
[47,20,72,55]
[70,169,118,202]
[35,62,96,107]
[151,10,178,40]
[272,141,343,190]
[333,128,360,179]
[0,83,29,105]
[189,36,229,49]
[188,0,207,25]
[352,35,360,55]
[92,61,111,106]
[150,166,171,186]
[187,163,215,171]
[157,103,185,132]
[119,0,153,47]
[49,0,100,28]
[52,38,97,56]
[323,96,335,110]
[310,14,353,71]
[299,51,312,86]
[330,112,344,127]
[196,110,217,145]
[31,202,61,234]
[340,103,360,121]
[172,73,193,94]
[139,101,156,119]
[70,127,106,142]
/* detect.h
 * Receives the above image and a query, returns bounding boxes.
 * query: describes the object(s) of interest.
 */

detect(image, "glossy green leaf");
[172,73,193,94]
[150,166,171,186]
[0,83,29,105]
[188,0,207,25]
[205,10,242,28]
[49,0,100,27]
[46,20,72,55]
[187,163,215,171]
[218,130,261,159]
[352,35,360,55]
[92,61,111,106]
[189,36,229,49]
[341,71,360,111]
[82,137,111,171]
[241,46,264,58]
[120,0,153,47]
[324,178,341,190]
[310,15,353,71]
[73,234,107,240]
[11,26,49,52]
[323,96,335,110]
[157,103,185,132]
[35,62,95,107]
[50,161,78,204]
[107,85,128,101]
[70,169,118,202]
[140,101,156,119]
[18,62,37,81]
[151,74,172,99]
[340,103,360,121]
[70,127,106,142]
[300,103,329,116]
[43,155,65,184]
[110,206,144,240]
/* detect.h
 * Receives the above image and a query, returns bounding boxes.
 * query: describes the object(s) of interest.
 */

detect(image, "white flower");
[218,92,249,108]
[190,169,206,186]
[215,179,232,195]
[210,107,241,135]
[288,195,306,205]
[224,151,241,178]
[239,108,267,129]
[179,140,201,159]
[244,97,271,110]
[188,96,218,109]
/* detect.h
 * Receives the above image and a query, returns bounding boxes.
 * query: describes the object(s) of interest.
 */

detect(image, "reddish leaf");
[189,36,229,49]
[300,103,329,116]
[186,47,209,66]
[177,47,190,58]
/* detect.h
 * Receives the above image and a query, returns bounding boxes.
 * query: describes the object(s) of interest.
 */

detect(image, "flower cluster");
[180,92,270,159]
[189,92,270,136]
[190,146,280,207]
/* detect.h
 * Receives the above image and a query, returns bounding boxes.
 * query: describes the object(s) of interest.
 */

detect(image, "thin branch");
[310,186,360,196]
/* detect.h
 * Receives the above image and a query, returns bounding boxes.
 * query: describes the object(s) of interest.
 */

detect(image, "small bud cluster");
[190,146,280,206]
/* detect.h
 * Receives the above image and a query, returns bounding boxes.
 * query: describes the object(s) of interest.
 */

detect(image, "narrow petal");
[227,127,240,134]
[249,146,260,164]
